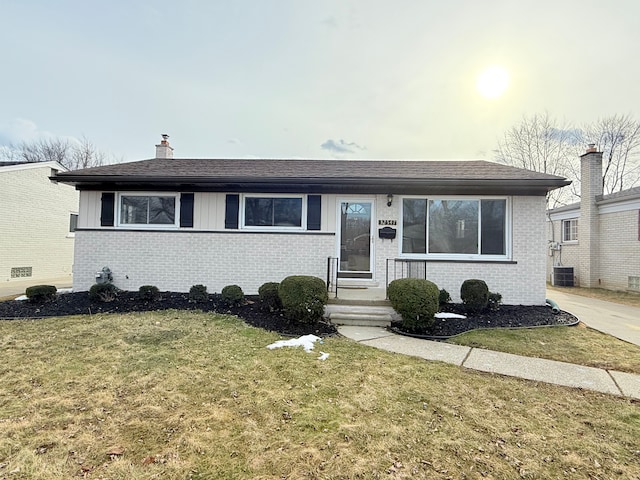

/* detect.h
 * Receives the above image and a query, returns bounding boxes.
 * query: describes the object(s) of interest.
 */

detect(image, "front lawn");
[1,311,639,479]
[447,324,640,374]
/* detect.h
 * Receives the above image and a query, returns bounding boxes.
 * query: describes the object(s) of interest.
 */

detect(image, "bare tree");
[581,114,640,194]
[0,135,107,170]
[494,112,581,207]
[68,135,107,170]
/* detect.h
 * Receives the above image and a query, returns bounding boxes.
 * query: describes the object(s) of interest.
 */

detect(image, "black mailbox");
[378,227,397,239]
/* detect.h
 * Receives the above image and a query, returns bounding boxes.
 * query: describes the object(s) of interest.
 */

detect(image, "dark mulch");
[0,292,578,339]
[0,292,337,338]
[392,303,579,338]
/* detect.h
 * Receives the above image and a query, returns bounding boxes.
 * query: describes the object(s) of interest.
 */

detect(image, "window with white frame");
[401,197,508,258]
[562,218,578,242]
[119,194,178,226]
[243,195,303,228]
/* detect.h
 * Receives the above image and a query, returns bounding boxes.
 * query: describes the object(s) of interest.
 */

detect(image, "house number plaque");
[378,220,397,225]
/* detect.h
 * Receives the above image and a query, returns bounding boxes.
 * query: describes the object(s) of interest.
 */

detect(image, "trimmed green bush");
[189,284,208,303]
[439,288,451,307]
[387,278,439,331]
[221,284,244,306]
[460,279,489,313]
[258,282,282,312]
[139,285,160,301]
[25,285,57,303]
[89,283,118,302]
[278,276,328,324]
[488,291,503,311]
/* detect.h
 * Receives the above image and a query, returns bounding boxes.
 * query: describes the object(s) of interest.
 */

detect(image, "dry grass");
[547,284,640,308]
[448,324,640,374]
[1,311,640,479]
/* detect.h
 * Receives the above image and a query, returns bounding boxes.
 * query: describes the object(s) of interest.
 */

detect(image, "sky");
[2,0,640,162]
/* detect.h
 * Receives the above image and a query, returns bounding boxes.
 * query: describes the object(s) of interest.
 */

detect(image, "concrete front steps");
[325,299,397,327]
[325,284,397,327]
[325,303,396,327]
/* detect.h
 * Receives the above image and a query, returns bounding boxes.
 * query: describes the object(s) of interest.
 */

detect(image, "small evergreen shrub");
[258,282,282,312]
[25,285,57,303]
[488,291,503,311]
[139,285,160,301]
[221,284,245,306]
[387,278,439,331]
[460,279,489,313]
[278,276,328,324]
[189,284,209,303]
[439,288,451,307]
[89,283,118,302]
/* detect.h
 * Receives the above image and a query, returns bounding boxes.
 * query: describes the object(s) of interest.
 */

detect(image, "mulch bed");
[392,303,579,339]
[0,292,578,338]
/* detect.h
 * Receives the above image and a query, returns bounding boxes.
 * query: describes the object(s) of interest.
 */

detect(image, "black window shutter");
[100,192,115,226]
[307,195,321,230]
[180,193,194,228]
[225,194,240,229]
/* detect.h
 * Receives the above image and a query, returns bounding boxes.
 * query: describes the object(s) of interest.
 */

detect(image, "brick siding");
[0,164,78,282]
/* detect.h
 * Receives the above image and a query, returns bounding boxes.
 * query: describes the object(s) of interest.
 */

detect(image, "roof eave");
[55,175,570,196]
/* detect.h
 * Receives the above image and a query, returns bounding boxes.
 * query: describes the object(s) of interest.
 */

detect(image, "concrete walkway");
[338,326,640,399]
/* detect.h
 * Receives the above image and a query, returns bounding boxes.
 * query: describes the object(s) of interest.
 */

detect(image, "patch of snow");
[15,295,28,301]
[267,334,321,352]
[435,312,467,319]
[317,352,329,361]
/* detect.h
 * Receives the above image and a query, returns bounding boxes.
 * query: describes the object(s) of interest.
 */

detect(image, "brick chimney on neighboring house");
[578,144,603,287]
[155,134,174,159]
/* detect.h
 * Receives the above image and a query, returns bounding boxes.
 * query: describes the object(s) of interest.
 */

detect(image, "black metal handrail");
[385,259,429,297]
[326,257,339,298]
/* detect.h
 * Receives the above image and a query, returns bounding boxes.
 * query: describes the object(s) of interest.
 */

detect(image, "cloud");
[320,139,366,155]
[0,118,57,146]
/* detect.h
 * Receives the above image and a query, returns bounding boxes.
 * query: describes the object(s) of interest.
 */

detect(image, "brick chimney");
[578,144,603,287]
[155,134,174,159]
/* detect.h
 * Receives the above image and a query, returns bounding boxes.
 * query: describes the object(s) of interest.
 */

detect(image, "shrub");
[25,285,57,303]
[439,288,451,307]
[189,284,209,303]
[221,284,245,306]
[387,278,439,331]
[258,282,282,312]
[460,279,489,313]
[278,276,328,324]
[139,285,160,301]
[488,291,503,311]
[89,283,118,302]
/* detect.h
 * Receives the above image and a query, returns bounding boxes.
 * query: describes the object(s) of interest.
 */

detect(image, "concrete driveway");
[546,288,640,347]
[0,276,72,298]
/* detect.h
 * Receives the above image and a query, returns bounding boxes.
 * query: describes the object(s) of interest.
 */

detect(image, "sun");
[476,65,510,99]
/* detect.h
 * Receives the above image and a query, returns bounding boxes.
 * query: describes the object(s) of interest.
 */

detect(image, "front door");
[338,200,374,278]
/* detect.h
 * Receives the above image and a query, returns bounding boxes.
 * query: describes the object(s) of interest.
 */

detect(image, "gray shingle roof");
[54,158,570,195]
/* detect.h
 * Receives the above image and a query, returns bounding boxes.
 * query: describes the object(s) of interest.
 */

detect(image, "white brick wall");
[0,163,78,283]
[75,192,549,304]
[73,230,335,294]
[598,210,640,290]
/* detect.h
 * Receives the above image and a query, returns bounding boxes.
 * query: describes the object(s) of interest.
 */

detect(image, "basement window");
[11,267,32,278]
[629,276,640,291]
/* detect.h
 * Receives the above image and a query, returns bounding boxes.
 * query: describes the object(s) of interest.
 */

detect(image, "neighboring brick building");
[547,146,640,291]
[0,161,78,285]
[55,136,569,305]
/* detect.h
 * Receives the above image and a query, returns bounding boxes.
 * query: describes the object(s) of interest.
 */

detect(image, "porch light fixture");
[387,193,393,207]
